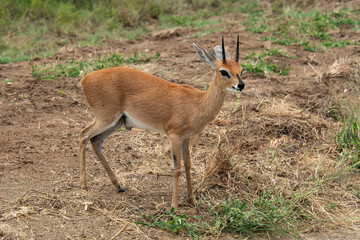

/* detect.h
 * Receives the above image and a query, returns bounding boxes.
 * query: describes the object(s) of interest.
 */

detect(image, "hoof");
[81,186,88,191]
[117,186,125,192]
[188,197,196,205]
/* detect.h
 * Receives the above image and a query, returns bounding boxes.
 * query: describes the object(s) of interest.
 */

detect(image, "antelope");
[78,36,245,208]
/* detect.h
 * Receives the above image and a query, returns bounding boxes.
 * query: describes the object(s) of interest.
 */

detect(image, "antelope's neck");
[200,73,227,123]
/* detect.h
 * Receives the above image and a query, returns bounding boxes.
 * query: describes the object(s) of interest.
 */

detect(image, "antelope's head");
[193,36,245,93]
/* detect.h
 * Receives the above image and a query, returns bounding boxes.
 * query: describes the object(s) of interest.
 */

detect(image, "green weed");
[279,62,290,76]
[208,193,297,238]
[232,92,242,113]
[325,104,343,121]
[137,208,202,238]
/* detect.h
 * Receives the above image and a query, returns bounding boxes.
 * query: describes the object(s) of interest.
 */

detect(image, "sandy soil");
[1,15,360,239]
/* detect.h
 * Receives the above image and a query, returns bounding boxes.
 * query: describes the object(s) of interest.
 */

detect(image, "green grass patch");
[297,11,335,40]
[1,78,14,86]
[2,1,358,63]
[138,191,299,239]
[253,6,359,52]
[0,50,29,64]
[189,26,225,39]
[260,36,300,46]
[261,37,359,51]
[322,40,359,49]
[244,12,270,34]
[31,52,160,80]
[138,208,202,238]
[159,14,192,28]
[336,108,360,170]
[299,41,320,52]
[242,61,278,75]
[0,0,247,63]
[242,48,291,75]
[207,192,298,237]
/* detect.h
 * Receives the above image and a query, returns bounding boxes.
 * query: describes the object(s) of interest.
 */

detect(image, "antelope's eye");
[220,69,230,78]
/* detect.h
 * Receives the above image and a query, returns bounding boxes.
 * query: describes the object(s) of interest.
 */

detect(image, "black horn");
[222,36,226,64]
[235,35,239,62]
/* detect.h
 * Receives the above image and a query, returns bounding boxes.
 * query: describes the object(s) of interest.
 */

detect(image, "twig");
[255,98,264,112]
[118,219,151,240]
[18,189,47,203]
[93,207,152,239]
[307,62,322,83]
[65,117,79,125]
[109,224,128,240]
[156,173,172,179]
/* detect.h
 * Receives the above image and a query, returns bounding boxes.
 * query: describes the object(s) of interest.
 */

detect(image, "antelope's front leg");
[182,138,195,205]
[170,137,183,208]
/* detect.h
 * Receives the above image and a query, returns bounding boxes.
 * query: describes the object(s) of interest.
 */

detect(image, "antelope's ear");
[193,43,217,68]
[214,46,230,60]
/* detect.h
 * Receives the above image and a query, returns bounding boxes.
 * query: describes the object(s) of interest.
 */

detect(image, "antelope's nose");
[236,73,245,91]
[237,82,245,91]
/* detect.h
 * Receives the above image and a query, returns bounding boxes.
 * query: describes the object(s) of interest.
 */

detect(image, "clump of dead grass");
[200,146,234,191]
[259,99,329,142]
[326,60,353,79]
[323,57,359,84]
[0,223,15,239]
[196,126,237,192]
[0,222,25,239]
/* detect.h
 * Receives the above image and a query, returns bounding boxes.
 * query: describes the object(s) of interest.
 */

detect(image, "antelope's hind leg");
[79,115,126,192]
[79,123,95,190]
[90,116,126,192]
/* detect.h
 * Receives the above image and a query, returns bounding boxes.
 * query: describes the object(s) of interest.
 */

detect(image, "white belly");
[124,112,165,134]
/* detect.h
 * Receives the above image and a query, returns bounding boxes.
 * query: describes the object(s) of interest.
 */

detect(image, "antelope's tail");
[77,76,86,87]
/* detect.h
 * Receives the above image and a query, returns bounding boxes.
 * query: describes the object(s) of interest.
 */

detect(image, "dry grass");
[0,222,26,239]
[325,58,355,79]
[0,223,16,239]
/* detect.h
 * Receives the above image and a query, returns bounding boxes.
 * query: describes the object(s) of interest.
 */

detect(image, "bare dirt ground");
[1,15,360,239]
